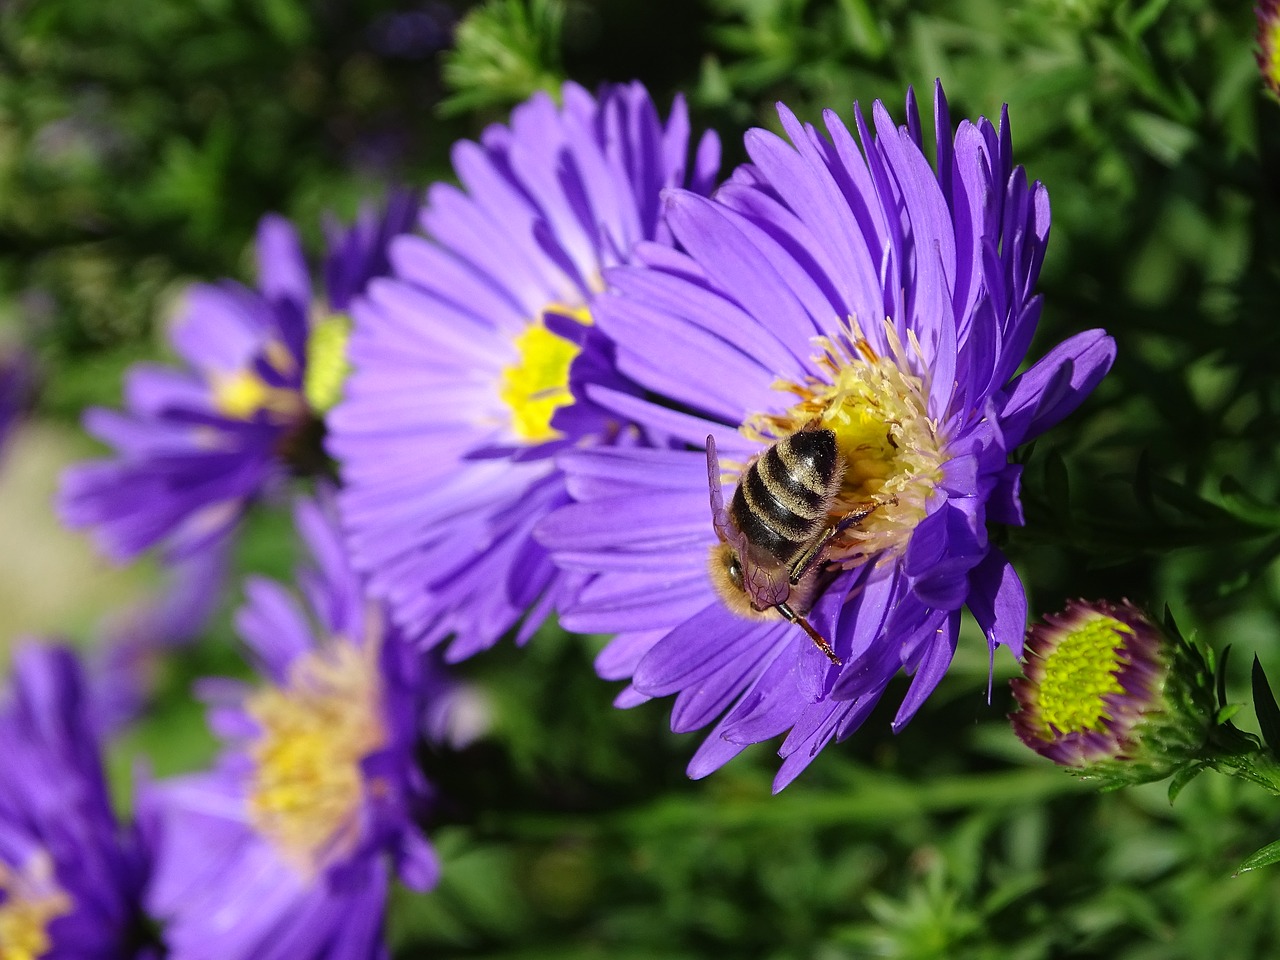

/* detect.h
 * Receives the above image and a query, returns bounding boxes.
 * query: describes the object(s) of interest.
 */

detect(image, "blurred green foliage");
[3,0,1280,956]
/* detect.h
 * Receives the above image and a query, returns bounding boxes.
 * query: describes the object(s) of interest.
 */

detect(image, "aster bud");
[1010,599,1217,788]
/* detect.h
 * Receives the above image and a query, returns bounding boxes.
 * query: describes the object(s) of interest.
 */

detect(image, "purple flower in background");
[58,192,419,561]
[0,643,153,957]
[329,81,720,659]
[142,491,438,959]
[538,82,1116,790]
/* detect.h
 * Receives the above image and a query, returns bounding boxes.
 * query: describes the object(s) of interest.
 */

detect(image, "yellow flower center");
[741,318,949,566]
[1033,614,1130,736]
[1265,15,1280,96]
[498,305,591,444]
[210,341,304,422]
[246,639,387,876]
[303,313,352,414]
[0,855,72,960]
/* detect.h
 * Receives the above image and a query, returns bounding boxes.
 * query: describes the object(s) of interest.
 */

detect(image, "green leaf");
[1251,657,1280,759]
[1235,838,1280,875]
[1219,476,1280,529]
[835,0,886,59]
[1216,703,1243,725]
[439,0,566,116]
[1215,643,1232,711]
[1167,763,1205,804]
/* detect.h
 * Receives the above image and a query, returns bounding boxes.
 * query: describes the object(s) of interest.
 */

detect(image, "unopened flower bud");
[1010,599,1216,787]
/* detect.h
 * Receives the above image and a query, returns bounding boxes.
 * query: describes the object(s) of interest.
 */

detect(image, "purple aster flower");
[141,490,438,959]
[328,81,721,658]
[58,191,420,561]
[0,642,153,957]
[537,82,1117,791]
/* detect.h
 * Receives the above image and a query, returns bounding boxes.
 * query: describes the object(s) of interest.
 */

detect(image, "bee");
[706,428,879,666]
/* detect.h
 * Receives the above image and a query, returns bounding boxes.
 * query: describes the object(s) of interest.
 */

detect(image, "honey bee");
[706,428,879,666]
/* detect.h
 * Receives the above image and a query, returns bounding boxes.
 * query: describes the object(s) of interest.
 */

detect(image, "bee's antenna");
[776,602,842,666]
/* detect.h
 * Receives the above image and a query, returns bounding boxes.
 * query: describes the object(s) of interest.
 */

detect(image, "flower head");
[538,82,1115,790]
[58,192,419,561]
[0,643,152,958]
[1010,599,1216,786]
[1258,0,1280,99]
[141,491,438,959]
[329,81,720,659]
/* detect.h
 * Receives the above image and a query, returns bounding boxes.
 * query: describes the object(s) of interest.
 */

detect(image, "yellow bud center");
[0,855,72,960]
[1035,614,1130,735]
[246,640,386,876]
[741,318,948,566]
[210,341,304,423]
[303,313,352,414]
[498,305,591,444]
[1265,15,1280,95]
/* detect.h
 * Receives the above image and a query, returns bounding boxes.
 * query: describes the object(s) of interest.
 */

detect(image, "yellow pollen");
[212,369,271,419]
[0,855,72,960]
[246,640,386,876]
[1034,615,1130,736]
[303,313,352,414]
[742,318,948,566]
[210,341,306,423]
[498,304,591,443]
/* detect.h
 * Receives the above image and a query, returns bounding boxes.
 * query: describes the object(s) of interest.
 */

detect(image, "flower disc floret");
[499,306,592,443]
[247,640,387,875]
[303,313,353,414]
[1030,613,1129,737]
[0,855,71,960]
[744,320,948,566]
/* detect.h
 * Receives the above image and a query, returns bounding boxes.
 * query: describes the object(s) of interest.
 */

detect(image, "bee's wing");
[740,543,792,610]
[705,434,733,542]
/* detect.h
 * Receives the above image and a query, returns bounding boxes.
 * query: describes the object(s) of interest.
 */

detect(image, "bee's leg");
[776,601,841,665]
[786,497,898,586]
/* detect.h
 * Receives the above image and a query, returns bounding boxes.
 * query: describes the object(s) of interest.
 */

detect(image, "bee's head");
[708,539,797,619]
[708,541,762,618]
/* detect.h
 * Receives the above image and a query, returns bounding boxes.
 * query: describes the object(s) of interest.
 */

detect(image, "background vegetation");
[1,0,1278,956]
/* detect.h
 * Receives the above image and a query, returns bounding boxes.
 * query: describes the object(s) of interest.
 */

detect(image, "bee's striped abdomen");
[729,429,841,565]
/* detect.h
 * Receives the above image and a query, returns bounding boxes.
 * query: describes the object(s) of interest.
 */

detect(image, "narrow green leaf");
[1251,657,1280,759]
[1216,704,1243,725]
[1236,838,1280,875]
[1215,644,1232,711]
[1167,763,1205,804]
[1220,476,1280,530]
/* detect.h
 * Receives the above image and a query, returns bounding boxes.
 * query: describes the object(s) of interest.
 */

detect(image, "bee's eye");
[727,557,744,591]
